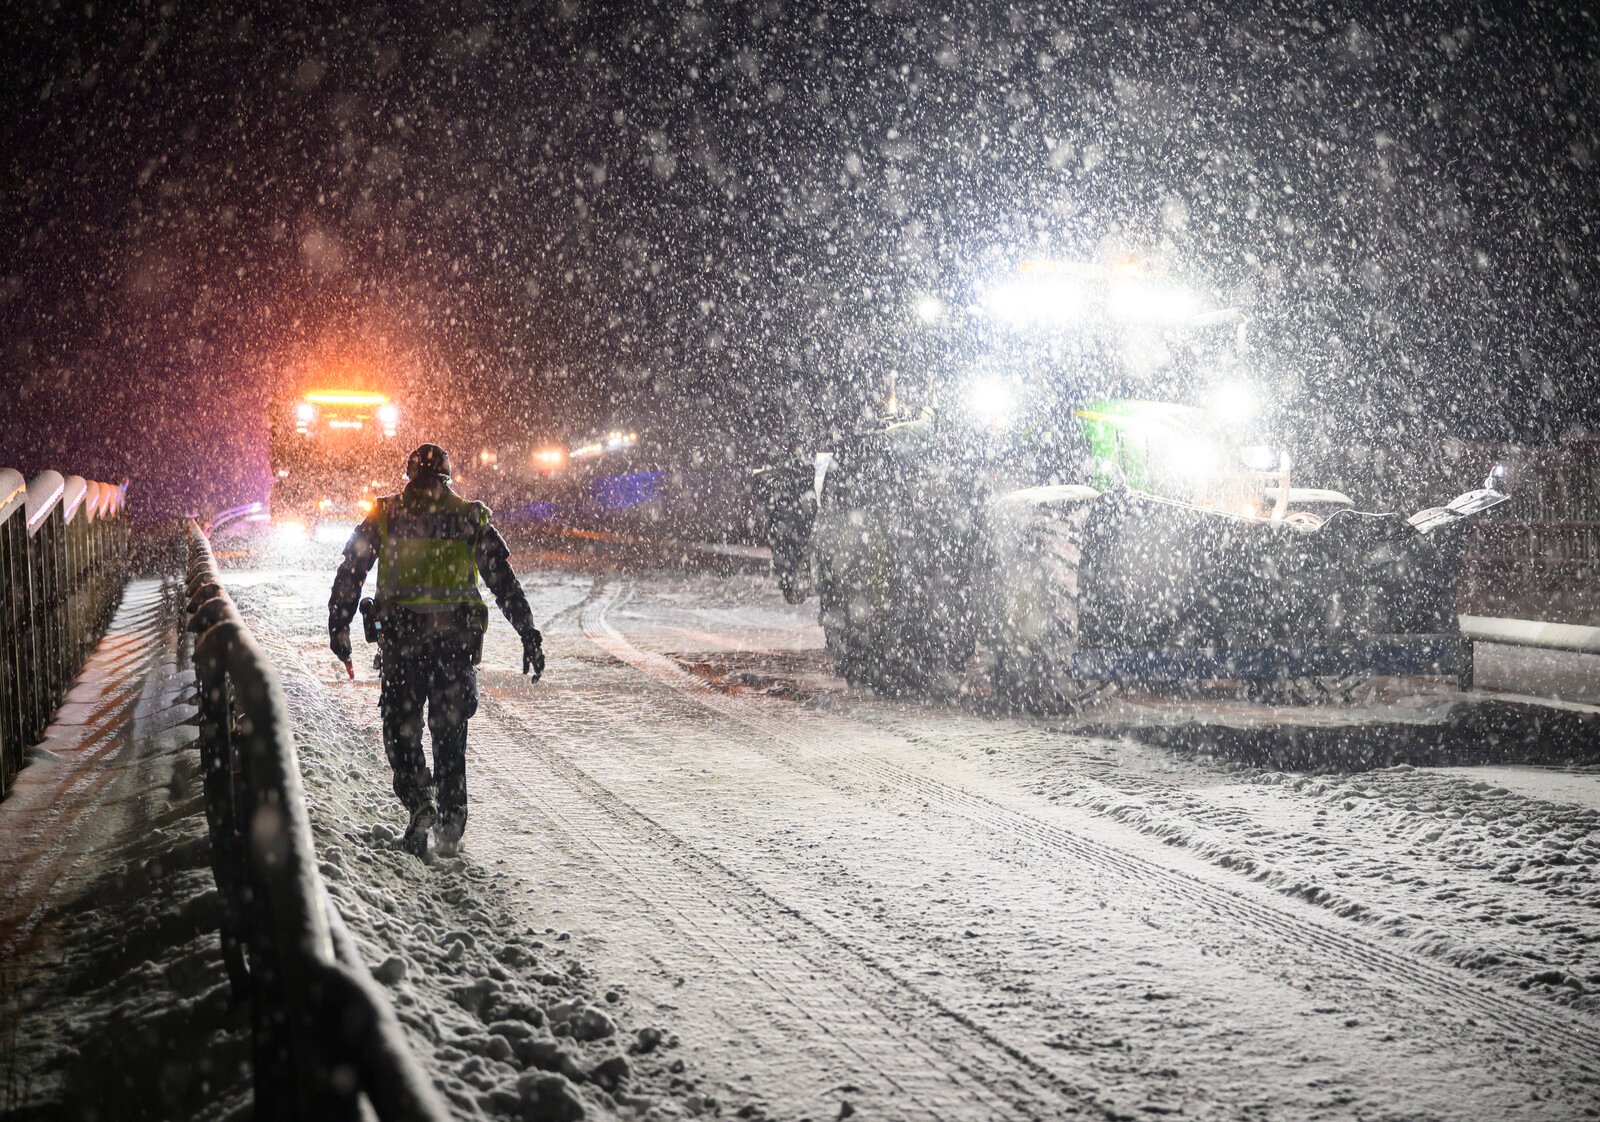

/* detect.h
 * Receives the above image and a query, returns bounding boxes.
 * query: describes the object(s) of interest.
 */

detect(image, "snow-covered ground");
[212,566,724,1121]
[213,560,1600,1122]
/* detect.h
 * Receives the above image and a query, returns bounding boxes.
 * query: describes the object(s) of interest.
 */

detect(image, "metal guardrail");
[184,521,448,1121]
[0,468,130,798]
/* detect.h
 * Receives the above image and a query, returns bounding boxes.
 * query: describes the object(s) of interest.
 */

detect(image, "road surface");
[226,560,1600,1121]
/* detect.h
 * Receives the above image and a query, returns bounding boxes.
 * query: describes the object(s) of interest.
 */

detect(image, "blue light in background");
[592,472,663,512]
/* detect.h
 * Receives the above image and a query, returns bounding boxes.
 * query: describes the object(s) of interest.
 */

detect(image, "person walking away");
[328,443,544,858]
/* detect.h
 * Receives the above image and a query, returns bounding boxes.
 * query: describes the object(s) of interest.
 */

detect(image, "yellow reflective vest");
[375,490,489,615]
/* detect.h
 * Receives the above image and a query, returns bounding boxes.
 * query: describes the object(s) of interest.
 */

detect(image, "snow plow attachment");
[989,483,1508,705]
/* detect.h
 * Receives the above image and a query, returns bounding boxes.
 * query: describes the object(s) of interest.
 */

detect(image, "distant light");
[305,390,388,407]
[327,419,364,429]
[276,520,308,543]
[479,448,497,465]
[915,296,943,323]
[296,403,317,423]
[377,403,399,425]
[965,375,1016,428]
[276,468,290,478]
[534,447,566,468]
[1209,382,1257,422]
[357,498,374,513]
[315,521,354,544]
[318,497,334,511]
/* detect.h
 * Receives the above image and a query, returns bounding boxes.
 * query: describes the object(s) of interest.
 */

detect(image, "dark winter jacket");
[328,479,537,642]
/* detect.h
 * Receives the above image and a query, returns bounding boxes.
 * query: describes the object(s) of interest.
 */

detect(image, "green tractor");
[755,256,1507,708]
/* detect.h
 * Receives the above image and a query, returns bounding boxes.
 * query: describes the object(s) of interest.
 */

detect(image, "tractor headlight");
[1107,278,1201,324]
[980,276,1084,325]
[965,375,1017,428]
[1165,437,1220,483]
[1209,381,1257,422]
[1241,444,1276,471]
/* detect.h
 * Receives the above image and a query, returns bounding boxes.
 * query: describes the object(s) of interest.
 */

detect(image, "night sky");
[3,1,1596,515]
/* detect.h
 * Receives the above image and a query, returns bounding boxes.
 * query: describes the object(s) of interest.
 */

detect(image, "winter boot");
[402,803,437,859]
[434,812,466,858]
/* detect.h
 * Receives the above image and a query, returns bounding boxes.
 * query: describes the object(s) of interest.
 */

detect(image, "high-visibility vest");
[375,491,489,614]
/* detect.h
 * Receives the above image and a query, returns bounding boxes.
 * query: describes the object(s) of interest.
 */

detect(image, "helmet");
[405,444,452,481]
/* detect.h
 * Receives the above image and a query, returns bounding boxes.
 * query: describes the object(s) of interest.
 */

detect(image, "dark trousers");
[379,629,479,830]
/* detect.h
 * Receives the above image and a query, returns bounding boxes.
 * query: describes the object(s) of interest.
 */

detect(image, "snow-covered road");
[231,562,1600,1121]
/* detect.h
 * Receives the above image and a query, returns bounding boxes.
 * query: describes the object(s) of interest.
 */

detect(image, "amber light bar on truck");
[305,390,388,406]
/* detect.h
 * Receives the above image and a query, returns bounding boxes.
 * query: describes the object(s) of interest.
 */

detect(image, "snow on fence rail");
[184,521,449,1122]
[0,467,129,798]
[1459,614,1600,657]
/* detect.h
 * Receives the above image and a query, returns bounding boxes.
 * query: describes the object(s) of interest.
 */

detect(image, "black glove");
[330,627,352,663]
[522,630,545,682]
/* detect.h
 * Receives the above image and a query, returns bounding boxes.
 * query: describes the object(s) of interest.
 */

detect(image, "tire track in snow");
[583,581,1600,1074]
[475,582,1106,1120]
